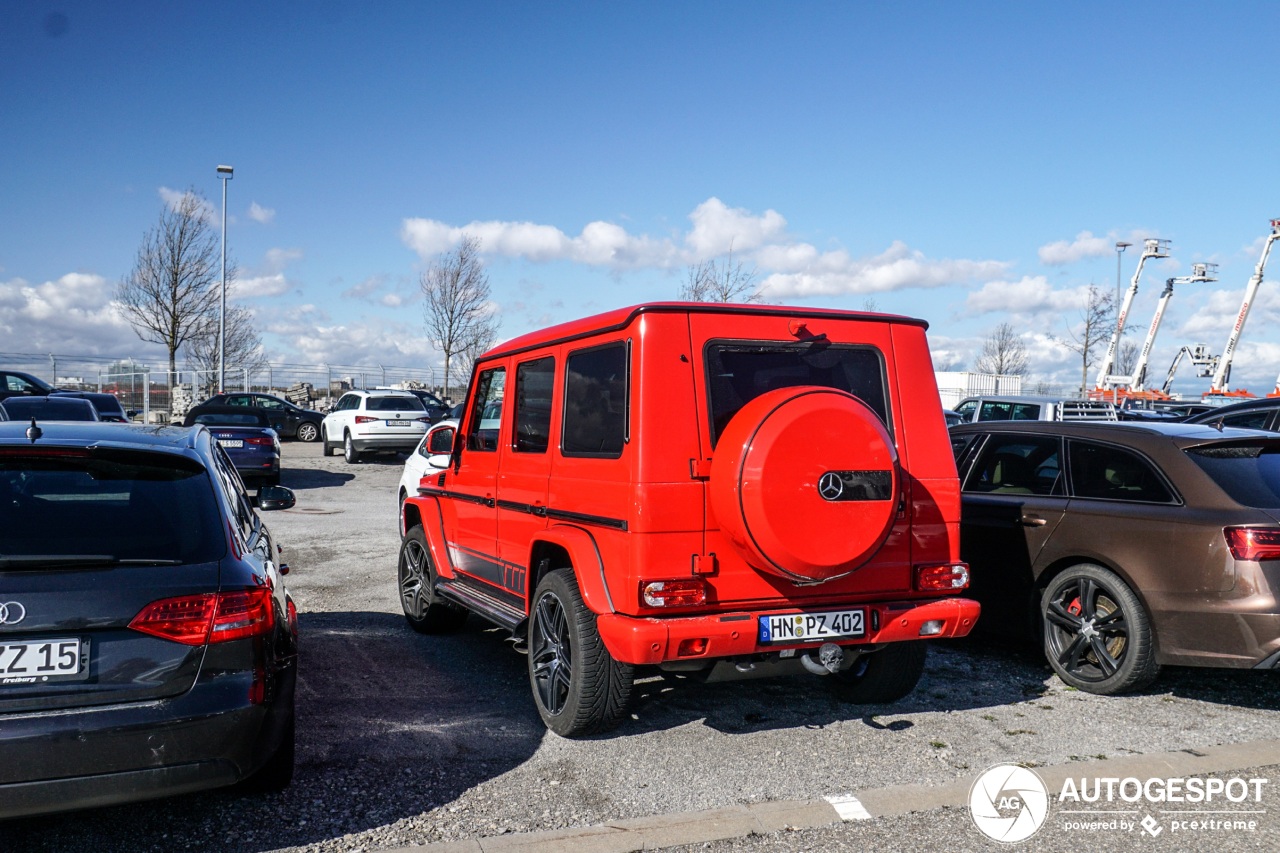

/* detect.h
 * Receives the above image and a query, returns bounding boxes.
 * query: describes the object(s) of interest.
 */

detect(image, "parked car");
[188,392,323,442]
[0,420,298,818]
[951,420,1280,695]
[51,390,133,422]
[183,406,281,487]
[944,408,965,427]
[953,395,1118,423]
[399,302,979,736]
[321,390,430,463]
[0,370,57,403]
[397,419,458,512]
[1,395,100,422]
[402,388,451,423]
[1183,396,1280,432]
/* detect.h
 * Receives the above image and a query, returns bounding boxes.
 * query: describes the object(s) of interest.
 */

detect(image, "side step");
[435,578,526,633]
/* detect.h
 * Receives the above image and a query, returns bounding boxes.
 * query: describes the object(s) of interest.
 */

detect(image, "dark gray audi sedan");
[952,420,1280,695]
[0,421,298,818]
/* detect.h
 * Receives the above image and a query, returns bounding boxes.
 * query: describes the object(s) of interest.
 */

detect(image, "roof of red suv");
[485,302,928,360]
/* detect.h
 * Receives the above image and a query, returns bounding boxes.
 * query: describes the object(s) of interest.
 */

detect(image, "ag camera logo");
[969,764,1050,843]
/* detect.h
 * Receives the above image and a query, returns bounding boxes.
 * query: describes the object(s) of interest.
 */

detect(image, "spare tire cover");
[709,386,898,582]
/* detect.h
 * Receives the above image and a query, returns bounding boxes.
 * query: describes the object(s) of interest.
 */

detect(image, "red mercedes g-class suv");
[398,303,979,736]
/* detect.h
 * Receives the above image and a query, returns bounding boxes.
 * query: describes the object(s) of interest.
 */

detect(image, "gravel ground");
[2,439,1278,852]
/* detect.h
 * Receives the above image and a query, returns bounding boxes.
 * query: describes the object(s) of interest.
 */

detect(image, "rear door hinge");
[689,458,712,480]
[692,553,718,576]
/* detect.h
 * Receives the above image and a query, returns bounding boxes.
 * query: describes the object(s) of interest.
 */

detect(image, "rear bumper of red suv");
[597,596,980,666]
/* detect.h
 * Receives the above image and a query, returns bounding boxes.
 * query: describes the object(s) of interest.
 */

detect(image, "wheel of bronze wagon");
[1041,563,1158,695]
[527,568,634,737]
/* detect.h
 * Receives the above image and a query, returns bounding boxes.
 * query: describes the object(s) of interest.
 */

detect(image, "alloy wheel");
[529,590,572,716]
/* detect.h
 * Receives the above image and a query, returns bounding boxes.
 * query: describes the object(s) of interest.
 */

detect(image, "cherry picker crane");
[1207,219,1280,396]
[1096,238,1171,390]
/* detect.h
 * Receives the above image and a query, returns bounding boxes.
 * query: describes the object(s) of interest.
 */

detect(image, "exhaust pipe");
[800,642,844,675]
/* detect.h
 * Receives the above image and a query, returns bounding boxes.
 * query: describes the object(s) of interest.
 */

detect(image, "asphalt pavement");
[3,439,1278,853]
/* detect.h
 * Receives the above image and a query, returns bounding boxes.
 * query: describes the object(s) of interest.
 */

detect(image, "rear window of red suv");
[704,342,889,445]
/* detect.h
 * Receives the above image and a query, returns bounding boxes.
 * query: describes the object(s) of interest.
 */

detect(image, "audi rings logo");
[818,472,845,501]
[0,601,27,625]
[969,763,1050,843]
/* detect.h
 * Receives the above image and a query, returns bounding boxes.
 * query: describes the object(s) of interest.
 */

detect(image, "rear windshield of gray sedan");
[1187,444,1280,508]
[366,397,425,412]
[0,450,224,565]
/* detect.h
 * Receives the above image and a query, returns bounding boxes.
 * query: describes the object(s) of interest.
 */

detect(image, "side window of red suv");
[562,342,628,457]
[514,357,554,454]
[466,367,506,452]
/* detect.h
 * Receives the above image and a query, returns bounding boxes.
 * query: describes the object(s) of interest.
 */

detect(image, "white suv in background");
[321,390,430,463]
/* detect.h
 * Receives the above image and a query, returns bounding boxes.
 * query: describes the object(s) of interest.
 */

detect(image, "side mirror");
[256,485,296,511]
[425,425,456,467]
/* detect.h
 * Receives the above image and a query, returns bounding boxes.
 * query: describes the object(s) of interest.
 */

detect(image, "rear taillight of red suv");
[915,563,970,592]
[1224,527,1280,562]
[129,589,276,645]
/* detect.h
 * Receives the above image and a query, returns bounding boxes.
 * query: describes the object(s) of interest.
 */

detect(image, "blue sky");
[4,2,1280,395]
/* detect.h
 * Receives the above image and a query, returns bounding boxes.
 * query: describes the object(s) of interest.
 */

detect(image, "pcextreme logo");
[969,764,1050,843]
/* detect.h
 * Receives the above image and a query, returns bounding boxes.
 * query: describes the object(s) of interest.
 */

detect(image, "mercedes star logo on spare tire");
[818,472,845,501]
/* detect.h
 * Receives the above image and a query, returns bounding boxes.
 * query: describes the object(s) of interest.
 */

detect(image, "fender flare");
[402,495,458,580]
[533,524,616,614]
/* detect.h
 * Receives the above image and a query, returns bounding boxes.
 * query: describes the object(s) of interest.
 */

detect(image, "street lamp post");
[216,164,234,392]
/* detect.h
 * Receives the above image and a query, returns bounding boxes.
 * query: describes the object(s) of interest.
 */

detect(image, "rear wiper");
[0,555,183,569]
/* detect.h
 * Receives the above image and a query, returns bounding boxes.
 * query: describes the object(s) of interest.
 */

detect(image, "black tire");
[1041,563,1159,695]
[528,568,634,737]
[397,526,467,634]
[321,426,334,457]
[239,712,295,793]
[296,422,319,443]
[830,641,927,704]
[343,432,361,464]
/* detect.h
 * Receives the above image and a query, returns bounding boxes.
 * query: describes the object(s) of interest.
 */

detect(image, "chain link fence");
[1,351,441,424]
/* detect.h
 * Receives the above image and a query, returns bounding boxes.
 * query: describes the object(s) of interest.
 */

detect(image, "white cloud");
[157,186,216,224]
[233,248,303,299]
[401,198,1006,296]
[0,274,145,355]
[964,276,1093,315]
[1038,231,1114,265]
[761,242,1007,298]
[1038,229,1158,266]
[248,202,276,224]
[684,197,787,256]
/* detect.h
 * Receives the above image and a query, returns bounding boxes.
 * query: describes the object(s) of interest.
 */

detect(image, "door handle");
[1018,515,1047,527]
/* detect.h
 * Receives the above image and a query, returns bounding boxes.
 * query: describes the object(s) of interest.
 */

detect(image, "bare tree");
[679,245,763,303]
[421,235,498,400]
[973,322,1029,376]
[1115,340,1140,379]
[117,190,222,379]
[185,303,267,392]
[1054,285,1114,394]
[449,316,499,395]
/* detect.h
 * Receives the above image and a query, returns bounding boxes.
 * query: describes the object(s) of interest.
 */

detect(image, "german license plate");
[0,638,87,684]
[759,609,865,644]
[218,439,244,448]
[387,420,413,427]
